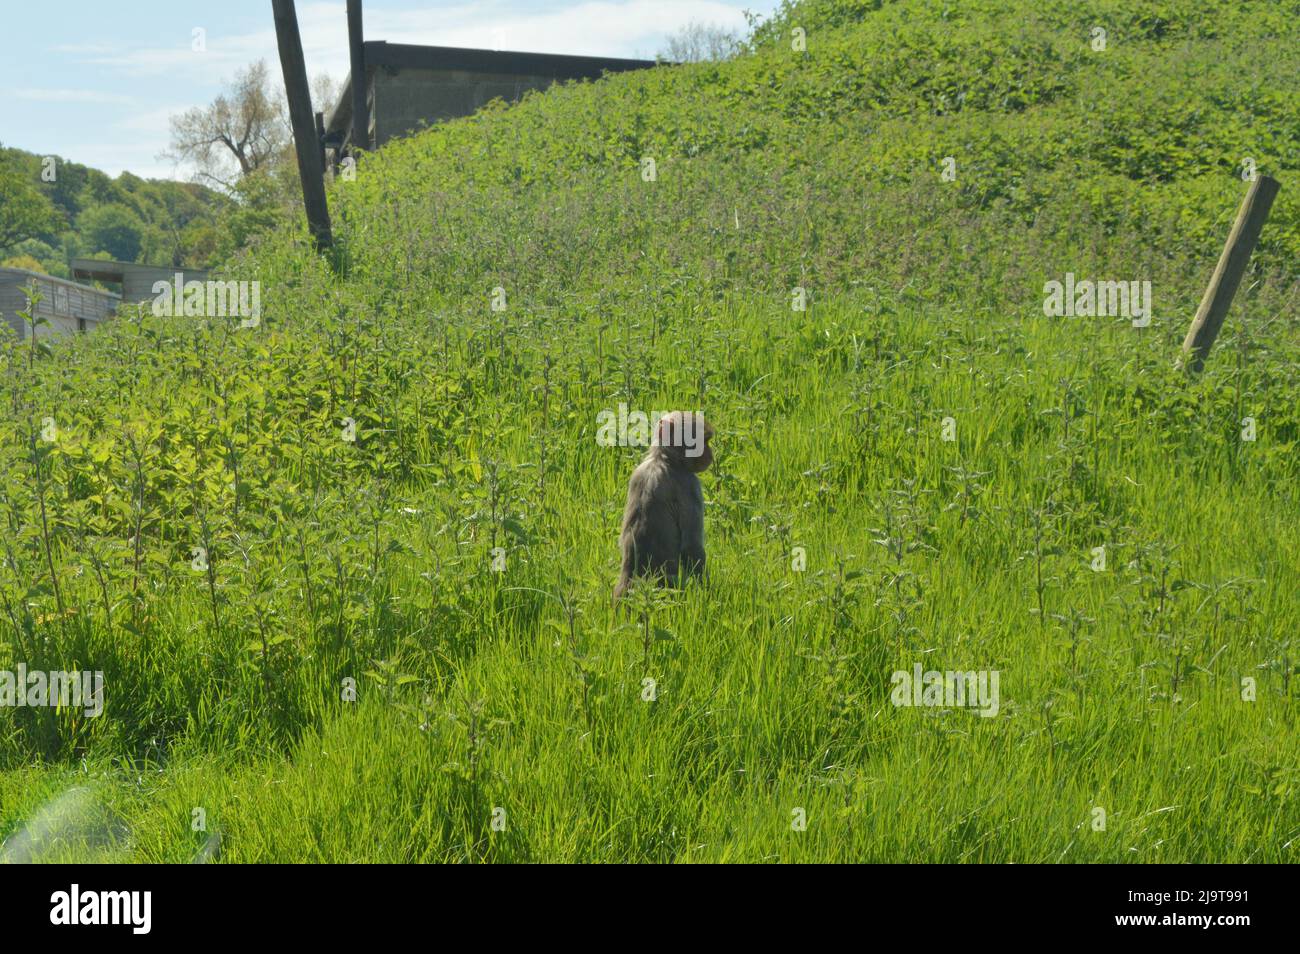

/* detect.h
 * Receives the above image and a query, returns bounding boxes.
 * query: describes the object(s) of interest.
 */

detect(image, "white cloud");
[363,1,750,59]
[58,142,184,181]
[47,42,118,55]
[83,38,269,81]
[117,104,190,135]
[63,1,750,83]
[15,88,136,105]
[75,4,347,81]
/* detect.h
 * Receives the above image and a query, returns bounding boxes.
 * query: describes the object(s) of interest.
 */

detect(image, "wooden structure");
[270,0,654,253]
[0,268,121,340]
[322,40,657,166]
[1179,175,1281,373]
[70,258,210,305]
[273,0,333,251]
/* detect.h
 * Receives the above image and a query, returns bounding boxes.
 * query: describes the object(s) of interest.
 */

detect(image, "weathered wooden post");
[1179,175,1280,373]
[271,0,333,252]
[347,0,369,153]
[314,110,327,172]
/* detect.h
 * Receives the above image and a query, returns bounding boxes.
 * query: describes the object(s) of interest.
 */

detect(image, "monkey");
[613,411,714,603]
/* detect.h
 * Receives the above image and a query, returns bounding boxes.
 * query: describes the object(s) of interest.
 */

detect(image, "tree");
[0,149,59,252]
[212,164,302,260]
[312,74,341,119]
[138,182,227,267]
[658,21,743,63]
[0,254,47,273]
[164,60,290,189]
[79,204,146,262]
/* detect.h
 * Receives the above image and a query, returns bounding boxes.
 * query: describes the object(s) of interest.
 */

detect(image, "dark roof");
[363,40,658,77]
[70,258,209,283]
[0,267,121,299]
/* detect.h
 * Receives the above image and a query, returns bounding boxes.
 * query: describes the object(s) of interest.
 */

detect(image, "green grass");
[0,0,1298,862]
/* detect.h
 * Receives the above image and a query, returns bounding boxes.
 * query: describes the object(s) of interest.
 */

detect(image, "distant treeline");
[0,145,231,278]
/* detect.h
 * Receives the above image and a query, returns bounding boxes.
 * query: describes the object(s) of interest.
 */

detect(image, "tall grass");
[1,0,1298,861]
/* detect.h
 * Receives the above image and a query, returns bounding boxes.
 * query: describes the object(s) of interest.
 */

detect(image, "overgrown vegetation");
[0,0,1297,862]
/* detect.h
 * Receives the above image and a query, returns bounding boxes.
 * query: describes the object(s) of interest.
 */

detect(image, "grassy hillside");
[1,0,1298,862]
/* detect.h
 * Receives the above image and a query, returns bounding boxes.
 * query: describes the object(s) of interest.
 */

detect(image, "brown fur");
[613,412,713,603]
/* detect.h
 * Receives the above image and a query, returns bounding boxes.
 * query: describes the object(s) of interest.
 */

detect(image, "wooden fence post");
[272,0,333,252]
[1179,175,1280,373]
[314,110,327,173]
[347,0,369,153]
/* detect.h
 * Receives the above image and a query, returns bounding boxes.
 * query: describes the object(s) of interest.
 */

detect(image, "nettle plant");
[869,480,935,653]
[16,285,53,370]
[801,553,875,746]
[1019,499,1065,631]
[1117,540,1256,703]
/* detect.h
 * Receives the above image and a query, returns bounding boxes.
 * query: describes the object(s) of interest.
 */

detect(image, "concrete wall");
[118,266,209,305]
[373,67,567,143]
[323,42,657,162]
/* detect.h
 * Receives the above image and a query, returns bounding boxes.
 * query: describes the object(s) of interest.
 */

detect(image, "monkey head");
[652,411,713,472]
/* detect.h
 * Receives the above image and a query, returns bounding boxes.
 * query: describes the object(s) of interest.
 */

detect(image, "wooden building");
[70,258,211,305]
[0,268,122,341]
[323,40,657,165]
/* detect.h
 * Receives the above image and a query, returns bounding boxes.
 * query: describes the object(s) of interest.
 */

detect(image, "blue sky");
[1,0,771,180]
